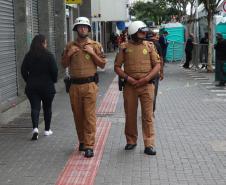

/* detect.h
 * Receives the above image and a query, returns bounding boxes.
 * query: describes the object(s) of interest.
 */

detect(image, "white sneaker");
[33,128,39,134]
[44,130,53,136]
[32,128,39,140]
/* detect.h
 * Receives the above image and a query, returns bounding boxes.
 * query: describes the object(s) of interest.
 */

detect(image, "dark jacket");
[21,49,58,95]
[200,37,208,44]
[152,41,163,57]
[159,35,168,49]
[214,39,226,60]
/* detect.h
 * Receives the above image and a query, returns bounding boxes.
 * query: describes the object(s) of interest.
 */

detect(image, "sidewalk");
[94,64,226,185]
[1,56,226,185]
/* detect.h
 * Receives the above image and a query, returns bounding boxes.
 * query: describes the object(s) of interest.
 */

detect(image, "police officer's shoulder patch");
[144,41,155,53]
[119,42,126,49]
[65,41,77,53]
[91,40,106,58]
[89,41,97,48]
[92,40,101,46]
[118,42,127,53]
[89,40,101,50]
[144,41,154,47]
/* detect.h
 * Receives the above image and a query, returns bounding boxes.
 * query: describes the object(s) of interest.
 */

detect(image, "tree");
[199,0,221,72]
[129,1,182,25]
[129,0,198,24]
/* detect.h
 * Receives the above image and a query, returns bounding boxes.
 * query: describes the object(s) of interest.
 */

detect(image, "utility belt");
[71,74,99,84]
[64,73,98,93]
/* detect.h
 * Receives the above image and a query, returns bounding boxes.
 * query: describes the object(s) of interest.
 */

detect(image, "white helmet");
[73,17,91,31]
[128,21,148,35]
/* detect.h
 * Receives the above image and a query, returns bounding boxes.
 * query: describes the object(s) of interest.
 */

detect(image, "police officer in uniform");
[61,17,106,158]
[114,21,161,155]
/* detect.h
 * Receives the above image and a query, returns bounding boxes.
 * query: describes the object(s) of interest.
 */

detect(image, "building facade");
[0,0,129,113]
[0,0,65,112]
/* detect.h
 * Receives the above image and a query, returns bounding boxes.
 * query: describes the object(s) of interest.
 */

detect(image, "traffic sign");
[65,0,82,4]
[223,1,226,12]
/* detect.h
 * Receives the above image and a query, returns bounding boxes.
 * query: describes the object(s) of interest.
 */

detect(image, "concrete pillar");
[95,21,99,41]
[38,1,51,51]
[69,7,74,41]
[72,6,79,40]
[13,0,29,97]
[54,0,66,75]
[39,0,65,75]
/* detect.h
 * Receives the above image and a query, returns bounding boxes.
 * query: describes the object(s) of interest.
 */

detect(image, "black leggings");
[183,51,192,68]
[26,92,55,130]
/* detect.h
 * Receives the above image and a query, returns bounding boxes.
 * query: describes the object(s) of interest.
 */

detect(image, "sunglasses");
[138,27,149,33]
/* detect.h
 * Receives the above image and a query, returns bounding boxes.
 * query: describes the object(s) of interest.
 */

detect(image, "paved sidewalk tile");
[95,63,226,185]
[1,57,226,185]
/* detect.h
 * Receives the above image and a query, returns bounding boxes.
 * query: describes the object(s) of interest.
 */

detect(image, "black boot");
[144,146,156,155]
[84,148,94,158]
[125,144,137,150]
[79,143,85,151]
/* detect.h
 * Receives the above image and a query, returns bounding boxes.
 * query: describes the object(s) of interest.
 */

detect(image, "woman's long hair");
[29,34,47,57]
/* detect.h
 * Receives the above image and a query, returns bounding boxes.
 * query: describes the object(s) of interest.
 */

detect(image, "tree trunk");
[207,11,214,72]
[182,4,187,16]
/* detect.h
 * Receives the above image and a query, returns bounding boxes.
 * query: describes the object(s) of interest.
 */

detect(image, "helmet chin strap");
[77,32,88,39]
[80,35,88,39]
[131,33,143,43]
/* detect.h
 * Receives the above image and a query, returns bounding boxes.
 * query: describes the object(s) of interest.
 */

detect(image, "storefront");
[48,0,56,56]
[0,0,17,102]
[26,0,39,44]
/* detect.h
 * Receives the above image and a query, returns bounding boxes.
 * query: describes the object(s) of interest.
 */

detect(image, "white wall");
[91,0,129,21]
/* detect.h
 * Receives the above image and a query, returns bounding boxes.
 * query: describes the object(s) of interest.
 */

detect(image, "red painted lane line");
[97,77,120,115]
[55,119,110,185]
[107,90,119,113]
[99,90,116,114]
[86,121,110,185]
[97,88,114,113]
[56,119,107,185]
[97,78,117,113]
[55,118,111,185]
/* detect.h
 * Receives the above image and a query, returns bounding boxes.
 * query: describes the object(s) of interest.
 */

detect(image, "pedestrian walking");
[200,32,208,69]
[114,21,161,155]
[159,30,169,64]
[21,34,58,140]
[183,33,194,69]
[61,17,106,158]
[119,29,128,44]
[110,32,118,51]
[214,33,226,86]
[147,31,164,113]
